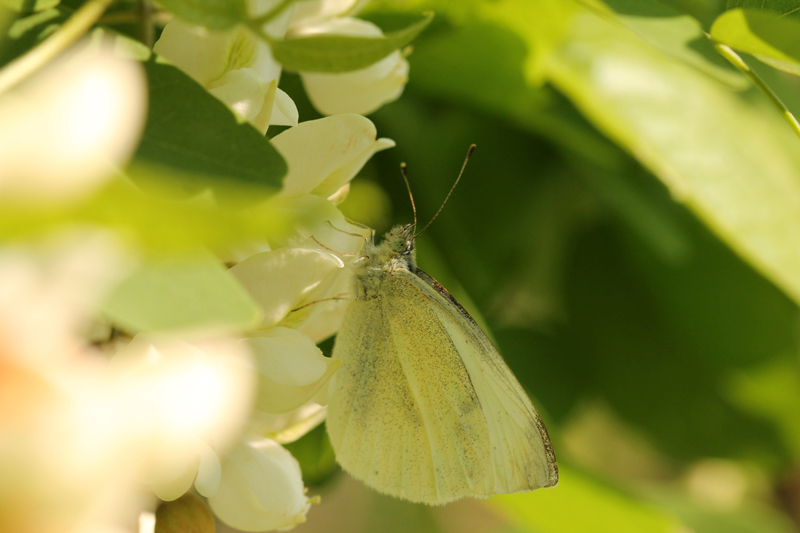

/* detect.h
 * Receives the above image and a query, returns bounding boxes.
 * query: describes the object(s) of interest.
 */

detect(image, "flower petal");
[194,442,222,497]
[0,46,146,201]
[295,18,409,115]
[270,88,299,127]
[153,19,237,85]
[301,53,409,115]
[272,114,395,197]
[255,401,327,444]
[229,247,344,328]
[208,439,311,532]
[248,327,341,414]
[152,459,200,502]
[207,70,276,133]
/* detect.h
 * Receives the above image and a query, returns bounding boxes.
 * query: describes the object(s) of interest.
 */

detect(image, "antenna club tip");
[400,162,407,168]
[467,144,476,157]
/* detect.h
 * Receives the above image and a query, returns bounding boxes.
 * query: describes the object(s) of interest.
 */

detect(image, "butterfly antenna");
[415,144,476,238]
[400,162,418,231]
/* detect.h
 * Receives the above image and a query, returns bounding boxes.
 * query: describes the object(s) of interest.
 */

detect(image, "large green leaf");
[102,252,261,333]
[0,179,289,253]
[598,0,746,87]
[134,58,287,200]
[270,12,433,73]
[711,8,800,76]
[546,10,800,308]
[154,0,248,30]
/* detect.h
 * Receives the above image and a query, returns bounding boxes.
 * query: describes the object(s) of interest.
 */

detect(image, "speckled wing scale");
[327,225,558,505]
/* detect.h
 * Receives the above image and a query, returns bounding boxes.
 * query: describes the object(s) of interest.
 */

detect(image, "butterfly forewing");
[328,277,492,504]
[328,266,557,504]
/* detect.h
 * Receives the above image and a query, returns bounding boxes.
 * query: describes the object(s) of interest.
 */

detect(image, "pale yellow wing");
[327,269,557,504]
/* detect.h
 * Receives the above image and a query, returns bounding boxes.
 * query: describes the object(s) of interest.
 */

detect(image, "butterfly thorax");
[353,224,417,300]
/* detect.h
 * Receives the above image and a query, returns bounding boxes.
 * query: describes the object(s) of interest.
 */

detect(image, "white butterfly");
[326,221,558,504]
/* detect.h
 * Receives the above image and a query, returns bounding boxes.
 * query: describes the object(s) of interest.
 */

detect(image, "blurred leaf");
[727,0,800,18]
[102,252,261,333]
[0,0,59,13]
[712,8,800,76]
[546,10,800,309]
[0,179,291,252]
[650,490,798,533]
[554,223,790,461]
[491,467,681,533]
[727,358,800,458]
[154,0,247,30]
[270,12,433,73]
[0,8,64,67]
[658,0,728,28]
[597,0,746,87]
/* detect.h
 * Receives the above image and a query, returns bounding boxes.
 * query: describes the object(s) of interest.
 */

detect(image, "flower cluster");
[0,0,408,530]
[153,0,410,132]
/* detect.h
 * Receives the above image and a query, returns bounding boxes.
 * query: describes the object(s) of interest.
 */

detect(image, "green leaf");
[154,0,247,30]
[546,10,800,309]
[711,8,800,76]
[270,12,434,73]
[134,59,288,200]
[599,0,746,87]
[491,467,681,533]
[0,179,289,254]
[102,252,261,333]
[727,0,800,19]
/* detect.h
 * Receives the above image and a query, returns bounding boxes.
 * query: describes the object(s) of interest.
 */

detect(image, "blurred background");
[261,2,800,532]
[7,0,800,531]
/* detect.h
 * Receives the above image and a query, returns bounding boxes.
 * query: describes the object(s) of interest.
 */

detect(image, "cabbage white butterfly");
[327,147,558,504]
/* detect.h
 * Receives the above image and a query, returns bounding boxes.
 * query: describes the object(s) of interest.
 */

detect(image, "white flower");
[209,439,313,532]
[107,334,256,499]
[293,18,410,116]
[0,45,146,201]
[248,327,341,414]
[273,114,395,198]
[153,0,299,133]
[0,235,141,533]
[290,0,368,24]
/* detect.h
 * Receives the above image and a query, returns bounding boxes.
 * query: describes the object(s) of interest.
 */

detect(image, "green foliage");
[493,468,680,533]
[600,0,746,87]
[712,8,800,76]
[135,59,287,200]
[0,0,59,13]
[102,253,261,333]
[154,0,248,30]
[270,12,433,73]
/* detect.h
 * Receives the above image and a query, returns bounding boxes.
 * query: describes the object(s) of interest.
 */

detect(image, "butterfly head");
[366,224,416,271]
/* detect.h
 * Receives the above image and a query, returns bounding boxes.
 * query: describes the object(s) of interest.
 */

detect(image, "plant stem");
[0,0,114,95]
[714,42,800,142]
[137,0,154,49]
